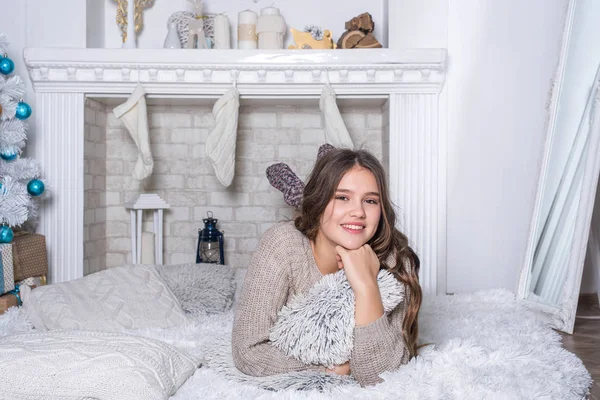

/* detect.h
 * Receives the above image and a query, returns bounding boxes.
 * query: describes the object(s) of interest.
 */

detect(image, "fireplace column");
[388,92,446,296]
[35,92,85,283]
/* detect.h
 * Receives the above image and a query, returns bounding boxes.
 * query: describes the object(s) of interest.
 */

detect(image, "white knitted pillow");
[21,265,190,331]
[269,269,404,368]
[0,330,200,400]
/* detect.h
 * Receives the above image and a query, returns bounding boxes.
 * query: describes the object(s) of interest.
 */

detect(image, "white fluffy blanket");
[0,289,592,399]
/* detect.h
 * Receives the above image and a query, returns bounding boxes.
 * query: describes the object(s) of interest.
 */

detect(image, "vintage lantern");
[196,211,225,265]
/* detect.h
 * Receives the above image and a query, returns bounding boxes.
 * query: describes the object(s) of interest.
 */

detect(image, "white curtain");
[530,64,600,305]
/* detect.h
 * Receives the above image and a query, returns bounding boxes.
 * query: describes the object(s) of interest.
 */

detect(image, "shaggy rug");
[0,289,592,399]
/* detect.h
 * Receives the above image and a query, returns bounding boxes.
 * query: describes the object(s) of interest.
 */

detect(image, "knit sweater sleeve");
[231,224,325,376]
[350,293,410,386]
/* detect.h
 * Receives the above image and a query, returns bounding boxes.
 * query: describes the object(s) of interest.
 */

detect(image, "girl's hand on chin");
[335,244,379,292]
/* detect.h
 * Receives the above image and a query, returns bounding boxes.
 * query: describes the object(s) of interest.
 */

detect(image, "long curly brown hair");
[295,148,422,358]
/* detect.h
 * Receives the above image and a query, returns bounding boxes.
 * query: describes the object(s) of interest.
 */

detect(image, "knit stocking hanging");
[320,83,354,149]
[205,87,240,187]
[113,84,154,180]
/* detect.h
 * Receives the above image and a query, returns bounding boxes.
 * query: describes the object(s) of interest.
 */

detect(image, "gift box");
[0,291,19,314]
[0,283,38,315]
[1,243,15,295]
[12,232,48,282]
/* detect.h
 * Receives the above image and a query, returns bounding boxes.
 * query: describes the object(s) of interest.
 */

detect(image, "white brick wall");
[83,99,107,276]
[382,102,390,177]
[84,102,385,270]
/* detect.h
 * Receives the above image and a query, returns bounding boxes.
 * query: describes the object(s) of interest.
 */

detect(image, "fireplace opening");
[83,96,390,275]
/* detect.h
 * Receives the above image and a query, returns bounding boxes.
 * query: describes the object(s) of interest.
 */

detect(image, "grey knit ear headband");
[265,144,335,209]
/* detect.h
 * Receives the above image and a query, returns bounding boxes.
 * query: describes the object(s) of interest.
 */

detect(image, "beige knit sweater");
[232,221,410,387]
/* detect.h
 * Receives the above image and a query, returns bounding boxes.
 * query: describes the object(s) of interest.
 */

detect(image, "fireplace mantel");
[24,48,445,94]
[25,47,448,295]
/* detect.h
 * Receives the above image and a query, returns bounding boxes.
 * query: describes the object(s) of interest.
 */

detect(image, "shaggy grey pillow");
[156,263,236,316]
[269,269,404,369]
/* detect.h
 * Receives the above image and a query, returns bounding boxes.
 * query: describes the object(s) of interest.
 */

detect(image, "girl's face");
[318,165,382,251]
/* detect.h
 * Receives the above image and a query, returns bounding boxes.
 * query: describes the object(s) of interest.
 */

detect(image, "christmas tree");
[0,33,46,244]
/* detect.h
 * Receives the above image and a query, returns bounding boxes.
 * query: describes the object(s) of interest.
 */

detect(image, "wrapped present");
[0,243,15,295]
[0,291,18,314]
[17,276,46,287]
[0,284,36,314]
[12,232,48,281]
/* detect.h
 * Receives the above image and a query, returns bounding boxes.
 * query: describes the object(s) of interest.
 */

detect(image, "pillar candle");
[140,231,155,265]
[237,9,258,49]
[214,14,231,49]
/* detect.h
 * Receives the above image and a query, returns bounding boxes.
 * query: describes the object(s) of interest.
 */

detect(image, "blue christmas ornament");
[27,179,45,196]
[0,152,17,161]
[15,102,32,120]
[0,226,14,243]
[0,56,14,75]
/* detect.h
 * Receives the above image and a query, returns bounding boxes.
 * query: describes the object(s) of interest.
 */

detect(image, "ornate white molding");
[25,47,448,296]
[24,48,446,94]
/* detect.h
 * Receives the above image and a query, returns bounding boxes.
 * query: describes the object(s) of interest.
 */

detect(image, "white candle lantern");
[256,7,286,50]
[124,193,170,265]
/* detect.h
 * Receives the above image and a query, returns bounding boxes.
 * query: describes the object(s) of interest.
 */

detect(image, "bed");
[0,263,592,400]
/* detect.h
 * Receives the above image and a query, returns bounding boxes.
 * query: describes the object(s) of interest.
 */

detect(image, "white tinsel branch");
[0,119,27,154]
[0,75,25,99]
[0,158,42,181]
[0,176,30,227]
[304,25,323,41]
[0,33,8,55]
[0,75,26,120]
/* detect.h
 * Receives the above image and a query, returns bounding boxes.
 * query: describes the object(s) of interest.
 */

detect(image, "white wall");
[100,0,387,49]
[390,0,568,292]
[0,0,88,157]
[0,0,34,154]
[87,0,105,49]
[445,0,568,293]
[390,0,448,49]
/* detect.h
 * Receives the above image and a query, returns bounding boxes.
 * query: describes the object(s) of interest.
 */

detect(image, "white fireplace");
[24,48,447,295]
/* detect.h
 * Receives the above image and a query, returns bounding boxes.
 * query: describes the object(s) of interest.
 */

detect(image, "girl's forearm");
[354,284,384,326]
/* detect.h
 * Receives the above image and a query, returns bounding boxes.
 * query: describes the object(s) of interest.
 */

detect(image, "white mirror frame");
[517,0,600,334]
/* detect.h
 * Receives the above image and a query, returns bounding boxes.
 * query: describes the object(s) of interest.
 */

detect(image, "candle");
[261,7,280,16]
[256,6,286,49]
[238,9,258,49]
[214,14,231,49]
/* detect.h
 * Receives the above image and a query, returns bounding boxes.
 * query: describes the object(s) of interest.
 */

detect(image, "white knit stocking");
[113,84,154,180]
[320,83,354,149]
[205,87,240,187]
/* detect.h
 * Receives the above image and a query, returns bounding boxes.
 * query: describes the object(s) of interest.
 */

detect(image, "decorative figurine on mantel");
[113,0,155,48]
[288,25,336,49]
[185,0,209,49]
[337,12,382,49]
[166,0,216,49]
